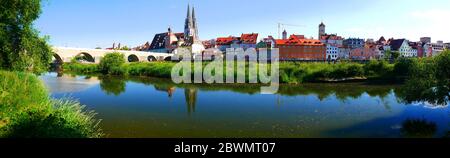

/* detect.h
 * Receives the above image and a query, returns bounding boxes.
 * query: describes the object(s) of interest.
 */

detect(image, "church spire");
[184,4,200,42]
[185,4,192,29]
[184,4,193,41]
[186,4,190,19]
[192,6,198,40]
[192,7,196,28]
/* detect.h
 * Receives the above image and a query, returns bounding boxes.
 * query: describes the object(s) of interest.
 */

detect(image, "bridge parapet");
[52,47,173,63]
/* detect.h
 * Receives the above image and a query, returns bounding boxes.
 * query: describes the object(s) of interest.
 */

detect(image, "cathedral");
[146,4,205,55]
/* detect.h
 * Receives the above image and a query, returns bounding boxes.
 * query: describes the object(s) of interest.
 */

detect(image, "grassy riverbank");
[0,71,103,138]
[63,60,400,84]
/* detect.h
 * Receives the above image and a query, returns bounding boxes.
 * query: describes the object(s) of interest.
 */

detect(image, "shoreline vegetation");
[63,50,449,86]
[1,0,103,138]
[0,71,103,138]
[63,52,406,84]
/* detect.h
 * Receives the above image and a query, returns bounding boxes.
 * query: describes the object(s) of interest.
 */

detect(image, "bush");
[394,58,418,77]
[64,60,399,84]
[98,52,125,74]
[278,62,367,83]
[0,71,103,138]
[364,60,393,78]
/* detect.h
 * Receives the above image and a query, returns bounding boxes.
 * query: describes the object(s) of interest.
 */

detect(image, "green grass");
[63,63,99,74]
[279,62,368,83]
[125,62,176,78]
[0,70,103,138]
[63,61,397,84]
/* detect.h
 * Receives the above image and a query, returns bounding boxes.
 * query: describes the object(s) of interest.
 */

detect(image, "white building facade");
[390,39,417,57]
[326,44,339,60]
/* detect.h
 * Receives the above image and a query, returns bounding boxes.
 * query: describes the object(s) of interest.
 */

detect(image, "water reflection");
[43,72,435,115]
[99,76,126,96]
[400,119,437,138]
[40,72,450,138]
[154,85,176,98]
[40,73,100,93]
[168,87,176,98]
[395,64,450,107]
[396,82,449,109]
[185,88,198,115]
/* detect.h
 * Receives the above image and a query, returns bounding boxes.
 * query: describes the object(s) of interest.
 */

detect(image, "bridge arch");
[164,56,172,61]
[75,52,95,63]
[147,55,157,62]
[52,53,64,64]
[128,54,140,62]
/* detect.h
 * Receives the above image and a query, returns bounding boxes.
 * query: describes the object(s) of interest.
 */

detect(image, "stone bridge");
[52,47,173,63]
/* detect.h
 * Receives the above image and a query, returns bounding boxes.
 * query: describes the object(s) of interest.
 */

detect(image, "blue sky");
[35,0,450,48]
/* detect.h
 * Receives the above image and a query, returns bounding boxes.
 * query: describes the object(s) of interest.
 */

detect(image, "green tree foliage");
[98,52,125,74]
[363,60,393,78]
[434,51,450,82]
[400,51,450,106]
[394,58,418,77]
[0,0,52,73]
[391,51,400,60]
[120,46,130,51]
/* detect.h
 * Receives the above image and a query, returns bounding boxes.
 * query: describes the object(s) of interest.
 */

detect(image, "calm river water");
[39,72,449,138]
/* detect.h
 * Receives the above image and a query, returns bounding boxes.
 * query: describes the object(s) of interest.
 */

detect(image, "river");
[39,72,450,138]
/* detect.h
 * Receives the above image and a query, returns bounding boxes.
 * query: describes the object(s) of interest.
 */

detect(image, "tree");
[392,51,400,60]
[120,46,130,51]
[0,0,52,73]
[384,50,400,62]
[98,52,125,74]
[399,51,450,106]
[383,50,391,61]
[394,58,418,77]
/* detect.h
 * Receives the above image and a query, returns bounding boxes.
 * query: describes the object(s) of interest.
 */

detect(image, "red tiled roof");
[276,35,324,46]
[275,39,288,45]
[240,33,258,44]
[291,35,305,40]
[216,36,235,45]
[320,34,343,40]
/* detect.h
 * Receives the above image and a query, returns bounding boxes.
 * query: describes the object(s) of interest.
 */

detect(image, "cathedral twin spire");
[184,4,199,41]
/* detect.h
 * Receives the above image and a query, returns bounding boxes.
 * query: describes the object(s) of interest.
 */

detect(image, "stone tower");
[319,22,326,39]
[282,30,288,40]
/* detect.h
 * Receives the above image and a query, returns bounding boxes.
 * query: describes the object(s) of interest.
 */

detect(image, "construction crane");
[278,23,306,39]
